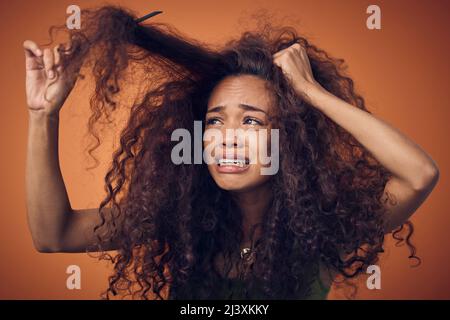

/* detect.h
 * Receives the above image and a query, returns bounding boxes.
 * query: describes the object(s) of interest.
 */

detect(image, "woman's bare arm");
[303,85,439,233]
[274,43,439,233]
[24,40,119,253]
[26,111,118,253]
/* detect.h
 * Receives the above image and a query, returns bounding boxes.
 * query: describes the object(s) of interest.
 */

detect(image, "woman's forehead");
[207,75,274,112]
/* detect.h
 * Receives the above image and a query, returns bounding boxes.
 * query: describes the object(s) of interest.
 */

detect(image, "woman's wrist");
[295,81,330,108]
[28,109,60,123]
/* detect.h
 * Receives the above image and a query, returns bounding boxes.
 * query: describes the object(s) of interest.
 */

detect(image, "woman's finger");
[53,44,61,66]
[42,48,55,79]
[23,40,42,58]
[291,43,302,51]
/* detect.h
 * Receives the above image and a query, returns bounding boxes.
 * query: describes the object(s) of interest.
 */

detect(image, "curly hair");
[47,5,419,299]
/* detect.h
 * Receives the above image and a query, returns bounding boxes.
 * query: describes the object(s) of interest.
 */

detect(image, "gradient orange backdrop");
[0,0,448,299]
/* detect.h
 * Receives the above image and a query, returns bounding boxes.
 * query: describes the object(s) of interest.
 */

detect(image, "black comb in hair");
[135,10,163,23]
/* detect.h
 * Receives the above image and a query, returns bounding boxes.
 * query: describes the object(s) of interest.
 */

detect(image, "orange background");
[0,0,449,299]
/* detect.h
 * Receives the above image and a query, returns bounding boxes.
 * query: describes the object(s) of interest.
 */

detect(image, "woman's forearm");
[303,83,439,190]
[26,111,72,252]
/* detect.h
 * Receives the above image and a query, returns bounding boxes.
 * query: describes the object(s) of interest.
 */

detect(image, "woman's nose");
[221,128,245,148]
[222,140,238,148]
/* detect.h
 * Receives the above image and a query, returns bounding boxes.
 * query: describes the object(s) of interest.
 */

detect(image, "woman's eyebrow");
[206,103,268,115]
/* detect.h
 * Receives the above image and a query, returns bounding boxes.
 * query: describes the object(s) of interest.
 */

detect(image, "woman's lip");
[215,163,250,174]
[216,155,250,163]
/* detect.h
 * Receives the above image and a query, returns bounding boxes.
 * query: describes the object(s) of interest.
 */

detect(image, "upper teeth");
[218,159,247,167]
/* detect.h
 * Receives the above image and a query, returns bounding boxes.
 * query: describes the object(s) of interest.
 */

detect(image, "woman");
[24,6,439,300]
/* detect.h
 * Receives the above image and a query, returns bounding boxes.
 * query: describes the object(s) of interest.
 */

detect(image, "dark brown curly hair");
[47,5,419,299]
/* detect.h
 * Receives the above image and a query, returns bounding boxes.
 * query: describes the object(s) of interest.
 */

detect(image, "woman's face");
[204,74,276,192]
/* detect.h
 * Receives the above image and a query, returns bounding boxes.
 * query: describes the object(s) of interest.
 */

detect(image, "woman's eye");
[205,118,221,125]
[243,117,263,126]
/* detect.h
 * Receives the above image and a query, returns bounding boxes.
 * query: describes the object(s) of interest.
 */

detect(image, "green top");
[176,260,331,299]
[210,260,331,300]
[174,268,331,299]
[213,273,330,300]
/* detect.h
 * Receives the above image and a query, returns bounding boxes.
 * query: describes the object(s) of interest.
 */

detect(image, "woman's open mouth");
[215,156,250,173]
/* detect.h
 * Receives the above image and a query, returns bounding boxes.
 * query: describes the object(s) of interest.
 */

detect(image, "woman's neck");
[230,182,273,245]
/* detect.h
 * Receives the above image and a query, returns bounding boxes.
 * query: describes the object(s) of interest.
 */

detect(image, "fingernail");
[48,70,54,79]
[37,49,42,56]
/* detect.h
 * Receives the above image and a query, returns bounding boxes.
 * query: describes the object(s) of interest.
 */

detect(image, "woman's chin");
[214,179,251,192]
[212,175,272,193]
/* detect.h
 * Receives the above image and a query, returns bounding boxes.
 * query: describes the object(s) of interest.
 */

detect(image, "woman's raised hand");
[23,40,80,116]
